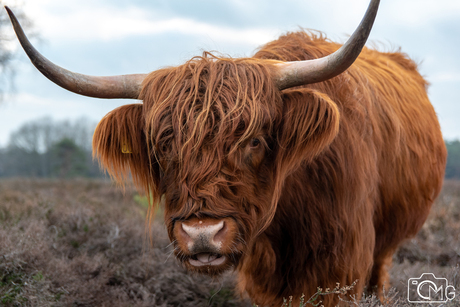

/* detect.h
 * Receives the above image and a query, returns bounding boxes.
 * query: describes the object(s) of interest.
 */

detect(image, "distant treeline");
[1,117,460,179]
[0,117,103,178]
[445,140,460,179]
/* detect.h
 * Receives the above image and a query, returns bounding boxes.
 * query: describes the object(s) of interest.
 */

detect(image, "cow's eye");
[250,138,261,148]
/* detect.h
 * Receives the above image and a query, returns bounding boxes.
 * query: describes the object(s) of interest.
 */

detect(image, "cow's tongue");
[189,253,226,267]
[196,253,218,263]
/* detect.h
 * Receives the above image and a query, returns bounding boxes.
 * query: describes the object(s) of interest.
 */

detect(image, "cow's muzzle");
[173,217,240,270]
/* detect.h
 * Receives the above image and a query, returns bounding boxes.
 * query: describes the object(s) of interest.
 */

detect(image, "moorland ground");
[0,178,459,306]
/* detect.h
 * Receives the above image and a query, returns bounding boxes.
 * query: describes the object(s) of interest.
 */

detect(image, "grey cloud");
[3,0,459,144]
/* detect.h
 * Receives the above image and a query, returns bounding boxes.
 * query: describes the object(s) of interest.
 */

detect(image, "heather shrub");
[1,178,459,306]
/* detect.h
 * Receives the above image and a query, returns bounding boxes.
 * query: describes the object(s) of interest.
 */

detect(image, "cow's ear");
[276,88,340,175]
[93,104,159,196]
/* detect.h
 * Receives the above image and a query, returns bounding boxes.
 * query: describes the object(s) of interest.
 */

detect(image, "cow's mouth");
[189,252,226,267]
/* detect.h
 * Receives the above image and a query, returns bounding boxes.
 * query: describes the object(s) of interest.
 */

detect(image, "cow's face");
[140,55,283,275]
[136,54,338,275]
[93,54,340,276]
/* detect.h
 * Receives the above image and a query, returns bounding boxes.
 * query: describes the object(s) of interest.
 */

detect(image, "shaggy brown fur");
[92,31,446,306]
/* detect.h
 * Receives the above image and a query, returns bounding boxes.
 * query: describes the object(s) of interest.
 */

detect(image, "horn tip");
[4,6,15,19]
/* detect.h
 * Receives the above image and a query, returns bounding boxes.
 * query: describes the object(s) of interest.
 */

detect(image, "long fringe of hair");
[139,52,285,234]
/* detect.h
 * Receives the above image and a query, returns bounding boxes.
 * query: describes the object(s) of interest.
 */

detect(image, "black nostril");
[213,221,227,242]
[179,221,191,240]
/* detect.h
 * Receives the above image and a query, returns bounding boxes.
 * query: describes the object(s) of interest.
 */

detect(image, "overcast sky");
[0,0,459,146]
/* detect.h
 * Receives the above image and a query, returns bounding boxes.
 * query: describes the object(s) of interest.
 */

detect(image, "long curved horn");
[5,6,147,99]
[275,0,380,90]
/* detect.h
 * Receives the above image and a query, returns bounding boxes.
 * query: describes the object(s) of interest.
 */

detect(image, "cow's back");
[253,31,447,298]
[255,30,446,241]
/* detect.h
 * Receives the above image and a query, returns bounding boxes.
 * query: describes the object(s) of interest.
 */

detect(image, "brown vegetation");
[0,179,245,307]
[0,178,459,306]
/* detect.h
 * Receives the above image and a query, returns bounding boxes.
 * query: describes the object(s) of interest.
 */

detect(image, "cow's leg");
[368,251,394,300]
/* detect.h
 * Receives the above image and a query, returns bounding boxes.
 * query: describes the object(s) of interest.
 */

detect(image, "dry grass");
[0,179,245,307]
[0,178,459,306]
[388,180,460,306]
